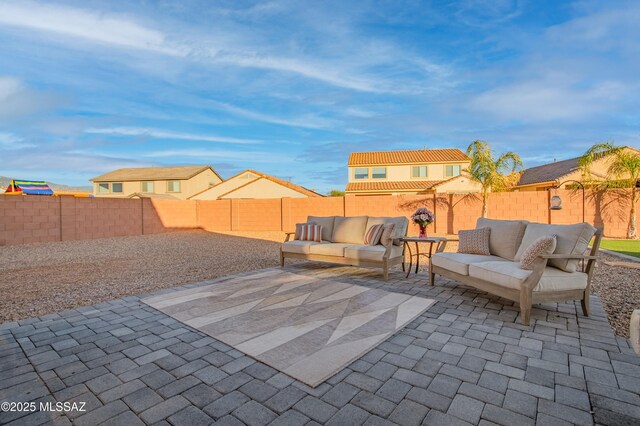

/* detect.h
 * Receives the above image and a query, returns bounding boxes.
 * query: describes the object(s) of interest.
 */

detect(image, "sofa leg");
[280,252,285,267]
[383,266,389,281]
[429,271,435,286]
[401,262,406,272]
[519,290,532,326]
[520,307,531,326]
[581,291,590,317]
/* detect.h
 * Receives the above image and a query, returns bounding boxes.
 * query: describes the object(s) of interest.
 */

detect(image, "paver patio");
[1,263,639,425]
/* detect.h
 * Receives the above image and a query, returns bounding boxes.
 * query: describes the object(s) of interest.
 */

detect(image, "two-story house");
[345,148,482,195]
[90,165,222,199]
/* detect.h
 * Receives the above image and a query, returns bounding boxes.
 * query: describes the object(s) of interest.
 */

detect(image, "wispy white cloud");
[0,1,450,94]
[470,80,626,121]
[85,127,259,144]
[0,132,35,149]
[144,149,284,163]
[209,101,337,129]
[0,76,62,121]
[453,0,523,28]
[0,1,184,55]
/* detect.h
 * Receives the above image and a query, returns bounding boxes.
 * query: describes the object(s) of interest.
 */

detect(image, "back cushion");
[366,217,409,245]
[308,216,336,242]
[332,216,369,244]
[515,222,596,272]
[476,218,528,260]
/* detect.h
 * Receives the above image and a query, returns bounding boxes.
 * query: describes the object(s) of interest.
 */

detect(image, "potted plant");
[411,207,435,238]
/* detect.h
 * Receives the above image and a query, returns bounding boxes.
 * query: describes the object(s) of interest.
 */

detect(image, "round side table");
[400,236,448,278]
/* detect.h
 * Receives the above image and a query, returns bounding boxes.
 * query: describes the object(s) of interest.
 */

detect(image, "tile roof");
[348,148,469,166]
[91,165,217,182]
[516,157,581,186]
[346,180,444,192]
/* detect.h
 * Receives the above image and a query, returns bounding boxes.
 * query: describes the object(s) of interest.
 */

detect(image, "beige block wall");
[2,187,638,246]
[348,161,469,182]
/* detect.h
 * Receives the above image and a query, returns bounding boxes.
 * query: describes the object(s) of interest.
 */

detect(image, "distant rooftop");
[348,148,469,166]
[517,157,582,186]
[91,165,218,182]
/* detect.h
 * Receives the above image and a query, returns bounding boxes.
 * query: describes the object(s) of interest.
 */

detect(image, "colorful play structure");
[2,179,92,197]
[4,179,54,195]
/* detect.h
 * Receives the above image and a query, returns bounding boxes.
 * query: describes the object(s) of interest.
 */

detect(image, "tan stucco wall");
[348,161,469,183]
[93,169,221,200]
[434,175,483,193]
[190,172,260,200]
[219,178,308,199]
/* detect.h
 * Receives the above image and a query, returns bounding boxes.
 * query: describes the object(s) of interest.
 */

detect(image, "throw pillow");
[519,235,557,270]
[380,223,396,247]
[298,224,322,242]
[364,224,385,246]
[294,222,317,240]
[457,227,491,255]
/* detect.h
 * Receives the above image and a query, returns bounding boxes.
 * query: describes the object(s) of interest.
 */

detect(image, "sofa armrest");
[284,232,296,242]
[540,254,598,260]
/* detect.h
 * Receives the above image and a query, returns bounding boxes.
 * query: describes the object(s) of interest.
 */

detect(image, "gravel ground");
[0,230,290,323]
[591,253,640,338]
[1,230,638,337]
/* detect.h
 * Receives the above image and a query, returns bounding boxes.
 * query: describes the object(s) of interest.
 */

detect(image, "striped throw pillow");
[295,222,317,240]
[298,224,323,242]
[364,224,385,246]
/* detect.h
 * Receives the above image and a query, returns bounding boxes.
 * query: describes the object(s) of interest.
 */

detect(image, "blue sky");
[0,0,638,192]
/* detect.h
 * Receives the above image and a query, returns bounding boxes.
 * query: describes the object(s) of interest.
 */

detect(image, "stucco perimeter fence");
[0,189,637,246]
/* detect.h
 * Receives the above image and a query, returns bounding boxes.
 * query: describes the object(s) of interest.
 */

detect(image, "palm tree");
[465,140,524,218]
[579,143,640,239]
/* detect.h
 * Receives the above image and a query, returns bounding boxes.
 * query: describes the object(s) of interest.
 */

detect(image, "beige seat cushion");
[366,217,409,245]
[344,245,404,262]
[476,218,528,260]
[536,267,588,292]
[332,216,368,244]
[469,261,588,292]
[308,216,336,242]
[282,241,323,254]
[515,222,596,272]
[431,252,507,276]
[309,243,352,257]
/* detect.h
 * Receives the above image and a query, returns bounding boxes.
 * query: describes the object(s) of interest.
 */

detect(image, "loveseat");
[280,215,409,280]
[429,218,603,325]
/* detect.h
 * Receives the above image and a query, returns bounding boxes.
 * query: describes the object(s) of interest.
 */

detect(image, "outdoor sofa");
[280,215,409,280]
[429,218,603,325]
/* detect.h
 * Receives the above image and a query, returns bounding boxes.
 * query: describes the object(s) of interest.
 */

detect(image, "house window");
[167,180,181,192]
[354,168,369,179]
[98,183,109,193]
[111,183,123,193]
[372,167,387,179]
[446,165,462,177]
[141,181,154,193]
[412,166,428,178]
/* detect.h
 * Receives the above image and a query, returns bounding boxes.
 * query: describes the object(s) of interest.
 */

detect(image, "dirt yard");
[1,230,638,337]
